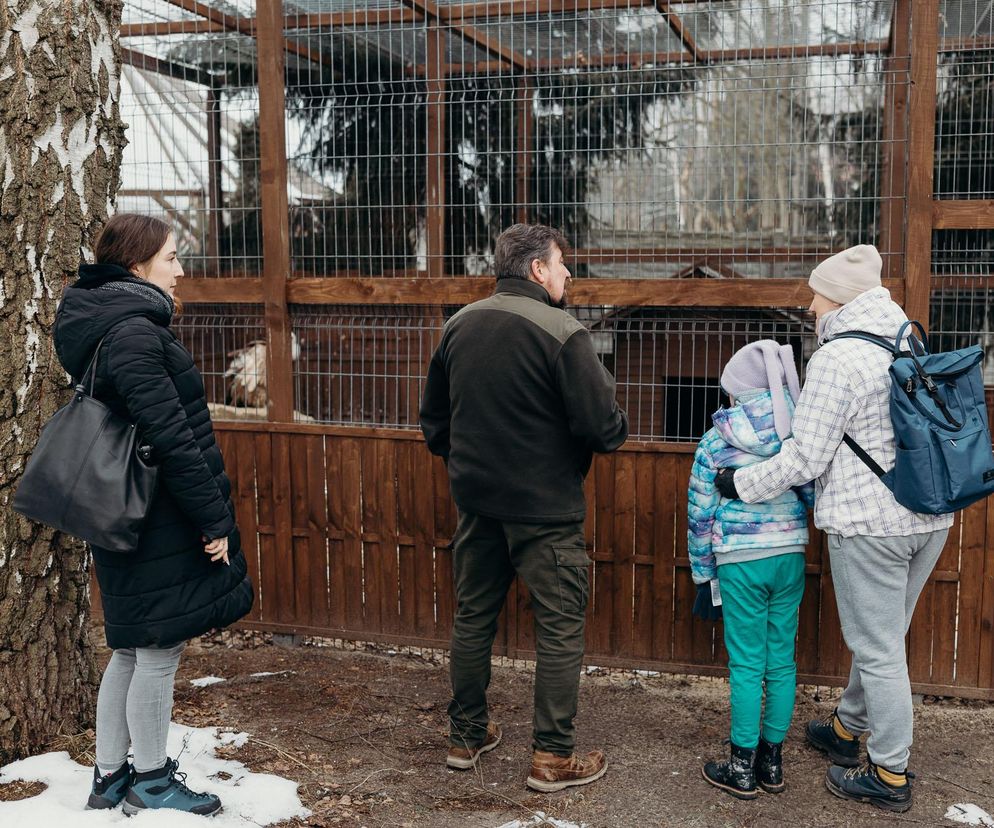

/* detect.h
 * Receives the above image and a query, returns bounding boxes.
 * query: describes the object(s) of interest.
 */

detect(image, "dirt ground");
[96,628,989,828]
[4,628,986,826]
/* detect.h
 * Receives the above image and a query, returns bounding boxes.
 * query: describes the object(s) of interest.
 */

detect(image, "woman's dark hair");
[94,213,172,271]
[494,223,570,280]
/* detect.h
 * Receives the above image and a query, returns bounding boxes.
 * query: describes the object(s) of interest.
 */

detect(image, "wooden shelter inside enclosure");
[116,0,994,698]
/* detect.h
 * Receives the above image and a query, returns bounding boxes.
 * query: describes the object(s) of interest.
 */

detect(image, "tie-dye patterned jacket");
[688,390,815,585]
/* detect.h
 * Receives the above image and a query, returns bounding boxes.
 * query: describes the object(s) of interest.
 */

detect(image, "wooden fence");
[214,422,994,701]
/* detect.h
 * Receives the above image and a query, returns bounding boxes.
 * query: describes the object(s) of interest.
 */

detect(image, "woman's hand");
[203,535,229,565]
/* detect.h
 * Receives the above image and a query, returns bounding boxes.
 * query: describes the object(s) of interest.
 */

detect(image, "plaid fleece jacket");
[734,288,953,538]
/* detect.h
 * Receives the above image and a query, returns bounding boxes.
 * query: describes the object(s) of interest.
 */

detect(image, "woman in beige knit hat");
[714,244,951,814]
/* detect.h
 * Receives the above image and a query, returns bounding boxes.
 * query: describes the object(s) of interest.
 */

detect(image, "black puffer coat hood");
[54,264,254,648]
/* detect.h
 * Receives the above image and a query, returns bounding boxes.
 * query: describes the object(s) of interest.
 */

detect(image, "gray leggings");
[95,642,186,774]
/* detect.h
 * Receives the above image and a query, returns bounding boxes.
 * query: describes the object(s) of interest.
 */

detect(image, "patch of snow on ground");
[189,676,226,688]
[249,671,296,678]
[946,804,994,827]
[0,723,308,827]
[495,813,587,828]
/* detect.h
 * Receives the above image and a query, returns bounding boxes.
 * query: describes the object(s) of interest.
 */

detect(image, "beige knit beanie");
[808,244,882,305]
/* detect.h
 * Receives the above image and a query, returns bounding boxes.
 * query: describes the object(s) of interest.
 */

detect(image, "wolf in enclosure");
[225,333,301,408]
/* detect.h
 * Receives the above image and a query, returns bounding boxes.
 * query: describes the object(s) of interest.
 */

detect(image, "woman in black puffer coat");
[54,214,253,817]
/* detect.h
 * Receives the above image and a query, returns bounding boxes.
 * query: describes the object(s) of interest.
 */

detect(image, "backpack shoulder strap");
[827,331,900,355]
[841,434,888,480]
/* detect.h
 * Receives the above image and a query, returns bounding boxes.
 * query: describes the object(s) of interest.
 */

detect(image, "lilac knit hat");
[720,340,801,439]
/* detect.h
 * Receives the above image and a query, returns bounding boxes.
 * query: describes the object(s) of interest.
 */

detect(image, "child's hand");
[715,468,738,499]
[692,581,723,622]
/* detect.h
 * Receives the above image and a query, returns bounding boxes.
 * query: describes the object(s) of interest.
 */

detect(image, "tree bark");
[0,0,127,762]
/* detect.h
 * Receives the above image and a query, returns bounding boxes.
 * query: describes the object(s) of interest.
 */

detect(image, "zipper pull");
[949,439,957,447]
[906,377,914,394]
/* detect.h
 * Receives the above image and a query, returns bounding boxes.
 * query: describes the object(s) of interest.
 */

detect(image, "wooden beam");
[256,0,295,422]
[515,76,534,224]
[176,278,265,303]
[205,88,223,263]
[904,0,941,329]
[284,9,420,28]
[162,0,250,35]
[425,23,447,280]
[933,200,994,230]
[121,20,227,37]
[399,0,527,70]
[571,245,835,263]
[654,2,702,61]
[120,47,217,88]
[161,0,331,69]
[282,276,905,307]
[878,0,911,281]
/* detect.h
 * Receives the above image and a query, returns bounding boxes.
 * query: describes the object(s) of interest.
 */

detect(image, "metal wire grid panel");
[930,2,994,386]
[274,1,902,278]
[117,0,908,280]
[120,0,261,277]
[172,303,270,415]
[288,303,814,440]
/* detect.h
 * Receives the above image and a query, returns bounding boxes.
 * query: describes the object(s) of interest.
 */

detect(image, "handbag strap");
[77,337,106,397]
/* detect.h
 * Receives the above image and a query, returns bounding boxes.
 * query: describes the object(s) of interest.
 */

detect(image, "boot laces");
[167,760,211,800]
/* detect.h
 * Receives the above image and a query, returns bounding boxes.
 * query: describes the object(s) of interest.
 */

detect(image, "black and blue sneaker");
[825,762,914,813]
[123,758,222,817]
[86,762,131,809]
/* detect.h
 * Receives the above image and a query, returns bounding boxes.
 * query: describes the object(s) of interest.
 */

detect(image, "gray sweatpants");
[95,642,186,774]
[828,529,948,771]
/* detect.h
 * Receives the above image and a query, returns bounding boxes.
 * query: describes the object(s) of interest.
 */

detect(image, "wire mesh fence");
[116,0,993,426]
[285,303,814,440]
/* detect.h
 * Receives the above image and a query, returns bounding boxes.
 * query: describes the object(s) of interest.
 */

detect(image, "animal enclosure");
[115,0,994,698]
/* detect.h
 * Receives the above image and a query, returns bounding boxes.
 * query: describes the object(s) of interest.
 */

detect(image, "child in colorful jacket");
[688,340,814,800]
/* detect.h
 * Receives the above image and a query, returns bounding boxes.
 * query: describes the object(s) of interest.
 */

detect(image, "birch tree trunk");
[0,0,127,762]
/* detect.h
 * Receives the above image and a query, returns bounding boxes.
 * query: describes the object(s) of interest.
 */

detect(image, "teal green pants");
[720,554,805,749]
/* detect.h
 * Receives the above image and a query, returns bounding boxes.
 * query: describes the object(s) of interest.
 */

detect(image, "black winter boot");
[806,709,860,767]
[825,762,913,813]
[756,738,785,793]
[702,742,758,800]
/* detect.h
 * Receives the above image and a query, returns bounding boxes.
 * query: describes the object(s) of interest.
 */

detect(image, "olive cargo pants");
[448,511,590,756]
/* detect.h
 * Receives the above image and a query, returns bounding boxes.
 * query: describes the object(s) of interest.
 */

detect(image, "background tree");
[0,0,127,761]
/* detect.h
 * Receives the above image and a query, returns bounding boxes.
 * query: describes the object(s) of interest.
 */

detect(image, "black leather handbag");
[13,338,159,552]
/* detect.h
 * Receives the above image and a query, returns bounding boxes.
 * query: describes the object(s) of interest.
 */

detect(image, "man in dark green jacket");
[420,223,628,792]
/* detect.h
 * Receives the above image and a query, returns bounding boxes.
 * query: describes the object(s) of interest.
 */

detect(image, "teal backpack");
[830,321,994,515]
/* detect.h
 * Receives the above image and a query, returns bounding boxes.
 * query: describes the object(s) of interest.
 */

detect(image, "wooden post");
[425,22,446,279]
[515,76,533,225]
[256,0,294,420]
[205,86,223,267]
[903,0,940,329]
[878,0,910,281]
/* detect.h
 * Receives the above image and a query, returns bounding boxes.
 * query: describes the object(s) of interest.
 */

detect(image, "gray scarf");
[96,278,175,320]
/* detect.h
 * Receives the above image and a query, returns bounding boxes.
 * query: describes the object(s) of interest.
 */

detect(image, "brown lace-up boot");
[526,749,608,792]
[446,721,502,770]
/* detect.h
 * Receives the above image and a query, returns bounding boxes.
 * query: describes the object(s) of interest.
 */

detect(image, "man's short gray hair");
[494,223,570,280]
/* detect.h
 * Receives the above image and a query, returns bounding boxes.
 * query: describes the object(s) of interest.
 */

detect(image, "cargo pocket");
[553,546,592,614]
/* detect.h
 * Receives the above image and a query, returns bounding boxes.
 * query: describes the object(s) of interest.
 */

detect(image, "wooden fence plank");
[650,454,677,662]
[289,434,313,626]
[590,454,616,656]
[981,497,994,690]
[955,499,987,687]
[306,435,330,628]
[632,453,656,660]
[254,432,279,624]
[612,452,636,659]
[271,433,296,624]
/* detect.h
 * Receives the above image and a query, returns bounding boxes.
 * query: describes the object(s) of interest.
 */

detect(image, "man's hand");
[715,468,739,500]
